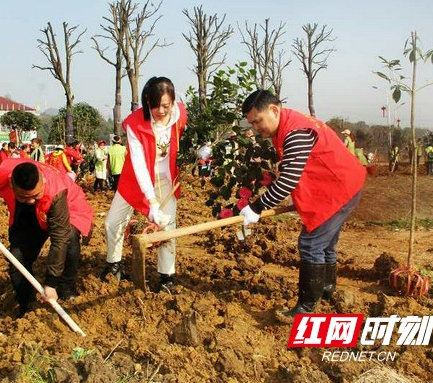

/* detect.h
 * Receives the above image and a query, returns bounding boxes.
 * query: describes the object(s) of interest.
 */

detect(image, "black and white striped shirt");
[254,128,318,212]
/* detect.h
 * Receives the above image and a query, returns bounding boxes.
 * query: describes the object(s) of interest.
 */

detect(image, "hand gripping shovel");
[0,242,86,337]
[130,205,296,290]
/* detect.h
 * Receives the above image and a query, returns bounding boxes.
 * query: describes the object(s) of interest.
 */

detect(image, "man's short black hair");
[11,163,40,190]
[242,90,281,116]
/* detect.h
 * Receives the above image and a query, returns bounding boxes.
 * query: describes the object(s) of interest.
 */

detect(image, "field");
[1,163,433,383]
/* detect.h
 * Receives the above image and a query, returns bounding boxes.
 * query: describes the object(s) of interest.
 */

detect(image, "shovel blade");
[236,228,251,241]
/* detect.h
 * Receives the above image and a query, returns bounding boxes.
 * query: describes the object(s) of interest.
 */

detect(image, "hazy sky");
[1,0,433,128]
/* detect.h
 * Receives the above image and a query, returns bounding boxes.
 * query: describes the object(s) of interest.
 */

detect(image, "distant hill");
[41,108,59,116]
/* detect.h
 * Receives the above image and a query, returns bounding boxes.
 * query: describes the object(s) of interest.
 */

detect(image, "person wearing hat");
[107,135,127,192]
[341,129,356,155]
[46,145,73,176]
[94,140,109,192]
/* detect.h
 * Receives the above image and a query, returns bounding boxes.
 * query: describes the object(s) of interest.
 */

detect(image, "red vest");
[0,158,93,235]
[117,102,187,214]
[272,108,366,232]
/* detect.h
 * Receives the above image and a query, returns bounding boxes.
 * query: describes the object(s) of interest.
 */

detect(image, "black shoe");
[58,287,78,301]
[159,274,175,293]
[18,298,39,318]
[100,261,127,281]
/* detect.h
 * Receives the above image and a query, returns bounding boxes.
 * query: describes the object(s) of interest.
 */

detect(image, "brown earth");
[1,163,433,383]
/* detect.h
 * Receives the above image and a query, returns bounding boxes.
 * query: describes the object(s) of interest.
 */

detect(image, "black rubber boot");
[100,261,126,281]
[277,262,326,319]
[159,273,175,293]
[57,284,79,301]
[322,263,337,301]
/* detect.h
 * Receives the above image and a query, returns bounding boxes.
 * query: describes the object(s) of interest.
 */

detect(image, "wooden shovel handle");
[139,205,295,246]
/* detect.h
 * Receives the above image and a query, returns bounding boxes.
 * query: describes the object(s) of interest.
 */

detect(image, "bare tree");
[292,23,336,117]
[118,0,170,112]
[182,5,233,111]
[239,18,291,99]
[92,1,127,135]
[33,22,86,144]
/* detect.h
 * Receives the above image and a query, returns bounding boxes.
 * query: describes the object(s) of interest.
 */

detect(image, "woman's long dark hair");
[141,76,175,120]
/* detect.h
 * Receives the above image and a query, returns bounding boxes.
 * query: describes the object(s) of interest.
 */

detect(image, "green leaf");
[392,87,402,103]
[374,71,391,82]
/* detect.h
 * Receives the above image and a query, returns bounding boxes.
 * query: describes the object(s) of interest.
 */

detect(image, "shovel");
[130,205,296,290]
[0,242,86,336]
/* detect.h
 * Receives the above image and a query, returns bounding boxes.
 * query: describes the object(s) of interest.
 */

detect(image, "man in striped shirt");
[240,90,366,319]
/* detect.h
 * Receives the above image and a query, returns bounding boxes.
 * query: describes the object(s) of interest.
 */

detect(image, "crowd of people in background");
[0,136,129,189]
[340,128,433,175]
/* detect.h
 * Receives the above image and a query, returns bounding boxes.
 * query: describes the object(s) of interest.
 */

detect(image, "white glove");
[240,205,260,226]
[149,203,162,225]
[149,203,171,228]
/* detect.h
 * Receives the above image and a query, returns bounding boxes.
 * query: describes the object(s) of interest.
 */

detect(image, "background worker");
[30,138,45,163]
[94,140,109,192]
[239,90,366,319]
[341,129,356,155]
[425,143,433,175]
[107,135,127,192]
[0,159,93,316]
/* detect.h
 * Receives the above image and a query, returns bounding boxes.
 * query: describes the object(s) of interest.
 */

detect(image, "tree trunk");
[307,79,316,117]
[408,31,418,268]
[114,55,122,134]
[65,93,74,145]
[128,69,139,112]
[198,70,207,112]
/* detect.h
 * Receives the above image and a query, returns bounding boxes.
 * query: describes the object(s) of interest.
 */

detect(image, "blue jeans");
[298,191,362,264]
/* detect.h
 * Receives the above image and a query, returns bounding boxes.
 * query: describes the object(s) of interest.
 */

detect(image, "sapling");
[375,31,433,297]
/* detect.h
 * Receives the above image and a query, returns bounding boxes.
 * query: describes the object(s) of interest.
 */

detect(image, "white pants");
[104,178,177,275]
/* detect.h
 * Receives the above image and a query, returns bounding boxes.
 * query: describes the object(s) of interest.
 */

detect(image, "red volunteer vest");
[272,108,366,232]
[117,102,187,214]
[0,158,93,236]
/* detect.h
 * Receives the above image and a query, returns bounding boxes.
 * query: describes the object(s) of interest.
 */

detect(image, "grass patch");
[366,218,433,230]
[20,345,54,383]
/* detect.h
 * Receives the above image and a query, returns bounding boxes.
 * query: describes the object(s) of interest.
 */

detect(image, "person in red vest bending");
[0,159,94,317]
[239,90,366,320]
[101,76,188,292]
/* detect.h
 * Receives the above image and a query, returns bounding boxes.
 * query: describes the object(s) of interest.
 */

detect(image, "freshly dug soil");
[0,163,433,382]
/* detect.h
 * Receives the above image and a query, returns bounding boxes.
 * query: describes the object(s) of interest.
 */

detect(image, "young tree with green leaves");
[375,31,433,296]
[50,103,104,145]
[182,62,279,217]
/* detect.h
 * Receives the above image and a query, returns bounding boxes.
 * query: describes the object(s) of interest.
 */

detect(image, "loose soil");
[1,163,433,383]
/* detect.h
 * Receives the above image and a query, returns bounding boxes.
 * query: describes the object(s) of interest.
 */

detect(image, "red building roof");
[0,96,35,112]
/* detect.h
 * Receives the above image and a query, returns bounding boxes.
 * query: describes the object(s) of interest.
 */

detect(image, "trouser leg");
[283,191,363,317]
[112,174,120,191]
[8,229,46,311]
[105,191,134,263]
[155,178,177,275]
[58,226,81,292]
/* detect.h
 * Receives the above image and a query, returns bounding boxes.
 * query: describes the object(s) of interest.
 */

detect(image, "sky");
[1,0,433,128]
